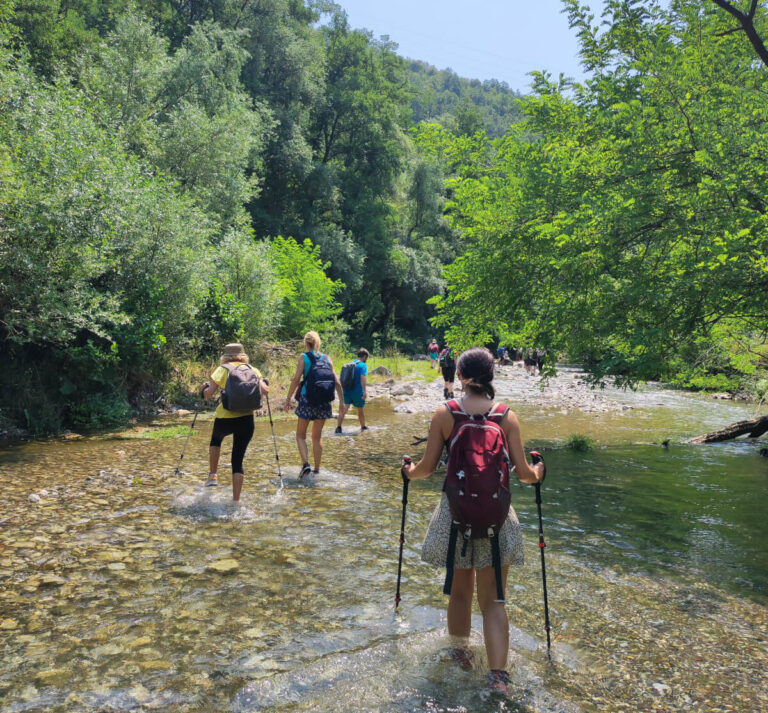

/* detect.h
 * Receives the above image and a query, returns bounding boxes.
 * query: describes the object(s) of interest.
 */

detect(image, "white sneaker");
[206,473,218,487]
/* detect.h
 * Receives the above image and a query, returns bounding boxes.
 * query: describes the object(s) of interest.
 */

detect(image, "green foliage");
[566,434,595,452]
[268,236,344,337]
[430,2,768,385]
[408,60,524,138]
[669,371,740,393]
[0,0,525,433]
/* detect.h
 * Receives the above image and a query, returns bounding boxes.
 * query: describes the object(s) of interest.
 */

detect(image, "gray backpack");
[221,363,262,411]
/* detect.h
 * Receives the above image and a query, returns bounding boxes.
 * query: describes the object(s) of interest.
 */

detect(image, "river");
[0,368,766,712]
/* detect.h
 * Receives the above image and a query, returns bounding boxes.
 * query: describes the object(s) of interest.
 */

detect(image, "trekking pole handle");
[530,450,546,482]
[401,455,412,483]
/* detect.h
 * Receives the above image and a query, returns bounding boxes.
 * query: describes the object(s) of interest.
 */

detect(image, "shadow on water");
[0,377,767,712]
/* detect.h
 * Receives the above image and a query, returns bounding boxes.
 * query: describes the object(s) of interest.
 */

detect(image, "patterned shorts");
[295,394,333,421]
[421,493,525,570]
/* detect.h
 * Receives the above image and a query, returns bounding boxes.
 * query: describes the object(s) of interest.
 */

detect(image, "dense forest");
[1,0,767,433]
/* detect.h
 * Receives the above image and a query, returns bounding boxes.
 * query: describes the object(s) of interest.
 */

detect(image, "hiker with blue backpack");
[200,343,270,501]
[401,347,545,695]
[335,348,369,435]
[284,331,343,478]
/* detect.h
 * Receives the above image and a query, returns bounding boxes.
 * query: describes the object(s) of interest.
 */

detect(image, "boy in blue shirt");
[335,348,369,434]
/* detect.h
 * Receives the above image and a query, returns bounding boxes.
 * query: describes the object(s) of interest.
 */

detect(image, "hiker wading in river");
[401,347,545,695]
[201,343,269,501]
[284,331,343,478]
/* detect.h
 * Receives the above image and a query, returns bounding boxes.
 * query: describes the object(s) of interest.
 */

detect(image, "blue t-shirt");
[344,360,368,397]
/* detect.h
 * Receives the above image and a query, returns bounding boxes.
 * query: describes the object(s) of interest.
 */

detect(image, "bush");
[565,433,594,452]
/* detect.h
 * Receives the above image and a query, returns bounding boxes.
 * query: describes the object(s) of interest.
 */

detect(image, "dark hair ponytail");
[456,347,496,400]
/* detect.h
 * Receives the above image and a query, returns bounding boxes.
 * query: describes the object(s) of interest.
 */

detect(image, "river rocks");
[390,383,416,396]
[710,392,733,400]
[28,494,41,503]
[1,618,18,630]
[207,558,239,573]
[40,574,67,587]
[369,365,392,376]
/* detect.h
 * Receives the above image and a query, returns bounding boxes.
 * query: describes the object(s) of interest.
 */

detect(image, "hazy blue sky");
[334,0,606,92]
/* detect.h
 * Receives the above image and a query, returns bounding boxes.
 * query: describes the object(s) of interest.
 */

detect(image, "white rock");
[28,493,41,503]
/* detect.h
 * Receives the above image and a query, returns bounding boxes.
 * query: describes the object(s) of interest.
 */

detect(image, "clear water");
[0,374,766,712]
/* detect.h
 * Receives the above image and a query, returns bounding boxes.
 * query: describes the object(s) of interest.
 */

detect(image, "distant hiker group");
[195,334,546,696]
[496,345,546,374]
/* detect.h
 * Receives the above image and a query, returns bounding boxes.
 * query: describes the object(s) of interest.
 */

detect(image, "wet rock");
[391,383,416,396]
[40,574,67,587]
[138,659,168,671]
[0,618,18,630]
[35,669,71,687]
[652,682,671,696]
[710,393,733,400]
[28,493,41,503]
[394,404,415,414]
[207,558,239,574]
[128,637,152,649]
[171,566,197,577]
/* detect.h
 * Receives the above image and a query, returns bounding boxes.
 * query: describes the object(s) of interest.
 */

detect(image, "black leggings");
[209,415,254,474]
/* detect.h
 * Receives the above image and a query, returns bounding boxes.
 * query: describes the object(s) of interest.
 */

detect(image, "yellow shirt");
[212,363,262,418]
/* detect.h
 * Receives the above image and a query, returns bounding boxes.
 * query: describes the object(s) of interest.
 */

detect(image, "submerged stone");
[208,558,239,573]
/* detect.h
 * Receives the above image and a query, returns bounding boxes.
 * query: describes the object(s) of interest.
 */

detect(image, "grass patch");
[565,433,595,452]
[117,425,191,440]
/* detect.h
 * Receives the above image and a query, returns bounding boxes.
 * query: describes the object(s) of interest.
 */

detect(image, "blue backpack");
[303,353,336,405]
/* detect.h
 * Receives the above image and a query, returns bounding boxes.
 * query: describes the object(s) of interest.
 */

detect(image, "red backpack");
[443,398,512,602]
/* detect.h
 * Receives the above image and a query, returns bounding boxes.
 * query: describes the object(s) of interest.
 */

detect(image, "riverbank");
[2,345,764,444]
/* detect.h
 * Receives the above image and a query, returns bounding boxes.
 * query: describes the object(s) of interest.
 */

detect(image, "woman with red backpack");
[401,347,545,695]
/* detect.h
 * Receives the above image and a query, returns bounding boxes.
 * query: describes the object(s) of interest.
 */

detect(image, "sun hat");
[221,343,245,358]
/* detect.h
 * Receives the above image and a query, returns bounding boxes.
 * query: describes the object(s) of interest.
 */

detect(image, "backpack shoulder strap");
[487,402,509,422]
[222,363,234,373]
[445,398,469,424]
[306,351,317,365]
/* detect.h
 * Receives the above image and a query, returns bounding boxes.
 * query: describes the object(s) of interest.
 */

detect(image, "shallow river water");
[1,370,766,713]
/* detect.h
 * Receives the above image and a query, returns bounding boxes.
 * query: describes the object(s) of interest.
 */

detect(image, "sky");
[334,0,607,92]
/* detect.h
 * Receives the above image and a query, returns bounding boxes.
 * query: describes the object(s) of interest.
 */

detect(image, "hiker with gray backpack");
[284,331,343,478]
[401,347,545,696]
[335,348,370,434]
[201,343,270,501]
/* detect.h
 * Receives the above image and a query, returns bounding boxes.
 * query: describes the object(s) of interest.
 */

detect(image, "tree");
[709,0,768,68]
[431,1,768,384]
[268,236,344,337]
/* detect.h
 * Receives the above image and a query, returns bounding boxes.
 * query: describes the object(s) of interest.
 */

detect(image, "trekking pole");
[265,393,283,490]
[530,451,552,657]
[173,387,204,476]
[395,455,412,610]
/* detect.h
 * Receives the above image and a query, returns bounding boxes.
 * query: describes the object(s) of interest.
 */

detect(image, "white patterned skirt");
[421,493,525,570]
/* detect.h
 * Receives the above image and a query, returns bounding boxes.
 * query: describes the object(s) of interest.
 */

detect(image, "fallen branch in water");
[685,415,768,444]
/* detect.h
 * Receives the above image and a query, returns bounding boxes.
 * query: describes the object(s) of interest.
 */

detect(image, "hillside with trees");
[1,0,767,434]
